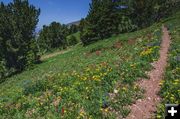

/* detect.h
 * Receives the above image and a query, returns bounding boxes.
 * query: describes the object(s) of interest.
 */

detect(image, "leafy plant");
[66,35,78,46]
[23,79,50,95]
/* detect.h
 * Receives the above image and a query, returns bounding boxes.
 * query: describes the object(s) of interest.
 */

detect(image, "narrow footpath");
[126,26,171,119]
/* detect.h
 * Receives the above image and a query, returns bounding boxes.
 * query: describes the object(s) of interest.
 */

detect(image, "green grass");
[66,31,81,42]
[156,12,180,119]
[1,12,179,118]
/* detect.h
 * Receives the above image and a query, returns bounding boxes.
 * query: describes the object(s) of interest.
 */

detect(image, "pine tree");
[0,0,40,75]
[38,22,67,53]
[69,25,78,34]
[81,0,119,45]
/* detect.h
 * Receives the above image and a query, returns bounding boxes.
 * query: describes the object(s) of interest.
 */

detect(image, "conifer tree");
[38,22,67,53]
[81,0,119,45]
[0,0,40,76]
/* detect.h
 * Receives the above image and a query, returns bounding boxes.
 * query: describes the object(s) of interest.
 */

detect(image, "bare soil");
[40,49,71,61]
[126,26,171,119]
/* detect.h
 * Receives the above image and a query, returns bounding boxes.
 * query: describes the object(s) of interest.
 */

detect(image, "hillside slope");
[0,12,179,118]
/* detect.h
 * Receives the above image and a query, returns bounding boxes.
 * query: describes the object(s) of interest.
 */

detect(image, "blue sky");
[0,0,91,28]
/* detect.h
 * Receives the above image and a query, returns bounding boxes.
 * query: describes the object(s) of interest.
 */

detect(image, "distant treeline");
[80,0,180,45]
[37,22,79,54]
[38,0,180,49]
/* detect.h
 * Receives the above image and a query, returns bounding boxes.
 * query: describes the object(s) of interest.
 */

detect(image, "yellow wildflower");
[122,87,127,91]
[104,108,108,112]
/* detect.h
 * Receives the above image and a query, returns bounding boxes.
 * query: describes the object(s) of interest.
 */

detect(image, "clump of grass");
[22,79,50,96]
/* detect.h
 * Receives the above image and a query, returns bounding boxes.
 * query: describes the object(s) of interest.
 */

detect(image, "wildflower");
[80,112,84,117]
[173,82,178,85]
[114,89,118,94]
[153,59,157,61]
[174,79,179,82]
[130,63,136,68]
[100,108,109,112]
[159,82,163,86]
[159,80,164,86]
[156,115,162,119]
[133,85,138,89]
[96,68,100,71]
[122,87,127,91]
[103,73,107,76]
[92,75,100,81]
[170,96,175,101]
[140,47,153,56]
[79,109,86,117]
[86,68,90,72]
[81,76,87,80]
[40,102,43,105]
[104,108,108,112]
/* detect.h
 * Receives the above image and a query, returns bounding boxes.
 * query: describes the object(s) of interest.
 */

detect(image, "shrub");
[0,59,7,81]
[67,35,78,46]
[80,27,100,46]
[23,79,50,95]
[0,0,40,81]
[118,16,137,33]
[89,45,104,53]
[38,22,68,53]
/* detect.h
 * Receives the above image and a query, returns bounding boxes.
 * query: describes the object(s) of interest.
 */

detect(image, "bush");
[0,59,7,81]
[80,27,100,46]
[23,79,50,96]
[89,45,108,53]
[67,35,78,46]
[38,22,68,53]
[0,0,40,81]
[118,16,137,33]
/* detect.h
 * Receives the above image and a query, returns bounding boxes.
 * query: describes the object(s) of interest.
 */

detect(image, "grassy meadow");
[0,12,179,118]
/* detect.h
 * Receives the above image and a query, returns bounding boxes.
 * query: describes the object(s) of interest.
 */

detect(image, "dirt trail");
[126,26,171,119]
[41,49,71,61]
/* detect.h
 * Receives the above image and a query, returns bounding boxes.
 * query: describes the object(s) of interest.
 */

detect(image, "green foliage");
[0,17,165,118]
[89,45,104,53]
[0,59,7,81]
[23,79,50,96]
[129,0,156,27]
[79,18,86,32]
[69,24,78,34]
[38,22,68,53]
[154,0,180,21]
[118,16,137,33]
[80,0,119,45]
[66,35,78,46]
[80,25,100,45]
[38,22,65,50]
[80,0,178,45]
[0,0,40,79]
[128,0,180,28]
